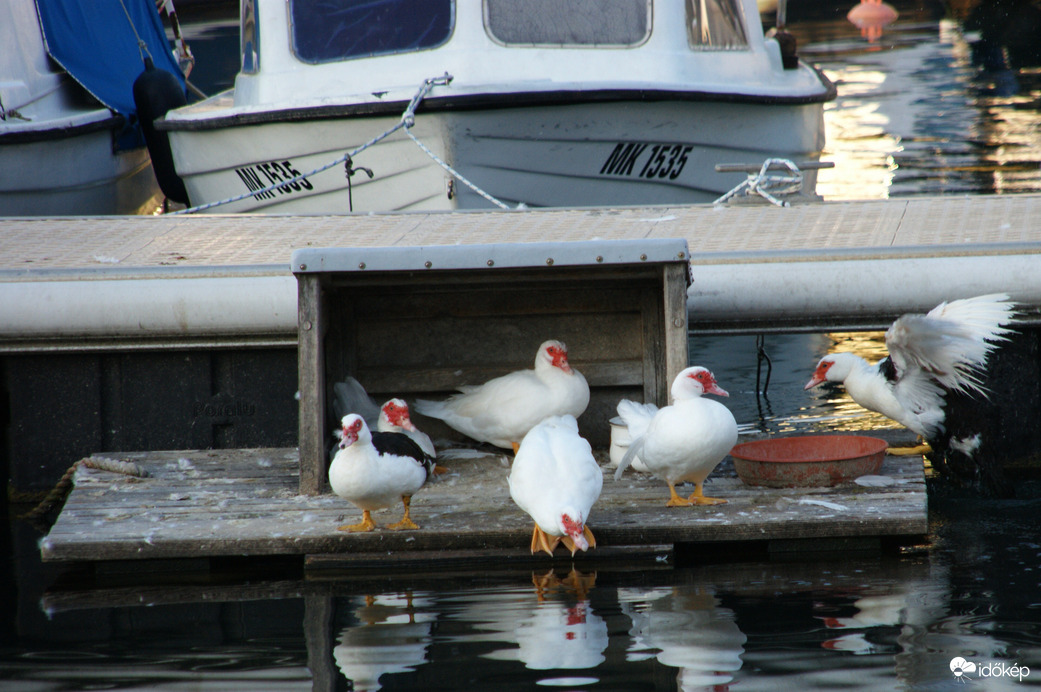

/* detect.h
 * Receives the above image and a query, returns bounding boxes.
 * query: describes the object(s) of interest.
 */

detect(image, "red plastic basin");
[730,435,888,488]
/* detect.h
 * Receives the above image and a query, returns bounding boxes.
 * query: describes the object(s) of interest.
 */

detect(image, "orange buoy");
[847,0,899,43]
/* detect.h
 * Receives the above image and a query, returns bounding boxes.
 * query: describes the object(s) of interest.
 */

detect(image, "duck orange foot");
[530,524,562,555]
[338,509,377,532]
[386,495,420,531]
[665,482,727,507]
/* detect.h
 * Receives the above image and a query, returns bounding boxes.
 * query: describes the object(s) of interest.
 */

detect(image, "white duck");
[330,413,435,532]
[414,340,590,453]
[508,415,603,555]
[615,366,738,507]
[804,293,1017,455]
[377,398,437,459]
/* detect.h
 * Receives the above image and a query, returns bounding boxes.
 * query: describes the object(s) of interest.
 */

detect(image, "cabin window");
[484,0,650,46]
[687,0,748,49]
[290,0,454,64]
[241,0,259,73]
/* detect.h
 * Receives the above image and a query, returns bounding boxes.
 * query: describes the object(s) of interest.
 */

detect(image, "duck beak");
[805,372,826,390]
[706,383,729,397]
[568,530,589,554]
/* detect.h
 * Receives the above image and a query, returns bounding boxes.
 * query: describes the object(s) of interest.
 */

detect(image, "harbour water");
[3,1,1041,690]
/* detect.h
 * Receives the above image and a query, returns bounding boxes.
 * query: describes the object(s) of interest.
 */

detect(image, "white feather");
[612,399,657,472]
[808,294,1017,441]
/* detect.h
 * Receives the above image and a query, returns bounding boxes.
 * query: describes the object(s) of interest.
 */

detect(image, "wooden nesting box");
[292,238,691,495]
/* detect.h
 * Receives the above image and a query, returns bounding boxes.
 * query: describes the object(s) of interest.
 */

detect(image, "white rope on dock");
[171,73,513,214]
[713,158,805,207]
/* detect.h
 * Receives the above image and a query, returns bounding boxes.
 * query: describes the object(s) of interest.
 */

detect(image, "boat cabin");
[232,0,822,109]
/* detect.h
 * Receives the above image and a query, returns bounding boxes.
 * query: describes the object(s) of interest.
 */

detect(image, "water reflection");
[451,570,607,677]
[620,586,746,690]
[332,592,434,691]
[15,533,1041,690]
[807,2,1041,201]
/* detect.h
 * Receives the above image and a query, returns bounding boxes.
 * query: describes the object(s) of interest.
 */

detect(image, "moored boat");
[0,0,187,216]
[157,0,836,213]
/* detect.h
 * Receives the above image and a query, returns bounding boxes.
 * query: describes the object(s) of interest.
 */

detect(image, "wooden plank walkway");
[4,195,1040,348]
[4,194,1041,276]
[40,437,927,564]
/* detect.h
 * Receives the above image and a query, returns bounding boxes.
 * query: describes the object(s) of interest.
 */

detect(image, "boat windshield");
[289,0,454,63]
[484,0,650,46]
[687,0,748,49]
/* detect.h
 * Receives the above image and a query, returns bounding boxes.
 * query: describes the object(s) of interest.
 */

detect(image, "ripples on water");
[805,4,1041,200]
[4,1,1041,690]
[10,535,1041,690]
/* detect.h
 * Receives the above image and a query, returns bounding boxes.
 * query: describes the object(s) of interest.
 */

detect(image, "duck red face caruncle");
[560,512,588,552]
[381,399,416,431]
[690,367,729,397]
[546,342,572,374]
[339,416,364,449]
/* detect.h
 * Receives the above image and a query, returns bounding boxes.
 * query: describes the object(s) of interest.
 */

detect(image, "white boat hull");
[0,117,161,216]
[169,98,825,213]
[0,0,164,216]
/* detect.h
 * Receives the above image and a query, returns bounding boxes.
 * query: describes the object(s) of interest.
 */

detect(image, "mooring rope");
[404,125,512,210]
[117,0,153,64]
[171,73,513,214]
[0,79,71,121]
[19,457,150,522]
[713,158,805,207]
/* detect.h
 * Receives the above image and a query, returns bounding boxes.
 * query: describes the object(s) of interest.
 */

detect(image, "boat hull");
[1,0,166,217]
[168,98,826,213]
[0,118,162,216]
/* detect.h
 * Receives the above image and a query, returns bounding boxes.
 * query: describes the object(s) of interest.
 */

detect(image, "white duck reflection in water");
[815,583,991,666]
[447,569,608,671]
[819,592,910,655]
[333,592,435,692]
[619,586,747,691]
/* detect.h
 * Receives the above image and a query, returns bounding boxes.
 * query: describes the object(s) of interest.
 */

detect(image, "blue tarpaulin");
[35,0,185,148]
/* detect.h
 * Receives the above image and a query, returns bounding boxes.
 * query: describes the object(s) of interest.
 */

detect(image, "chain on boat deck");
[3,194,1041,274]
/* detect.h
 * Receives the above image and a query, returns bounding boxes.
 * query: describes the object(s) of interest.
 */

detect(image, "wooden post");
[304,592,336,692]
[663,262,690,394]
[297,275,325,495]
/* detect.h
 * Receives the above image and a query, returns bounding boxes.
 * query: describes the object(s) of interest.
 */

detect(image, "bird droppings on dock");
[39,443,927,564]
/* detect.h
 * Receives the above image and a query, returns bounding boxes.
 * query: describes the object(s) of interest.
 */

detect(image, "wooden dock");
[9,194,1036,562]
[40,435,927,564]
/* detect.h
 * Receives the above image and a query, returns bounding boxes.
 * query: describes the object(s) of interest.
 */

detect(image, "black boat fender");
[133,57,189,204]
